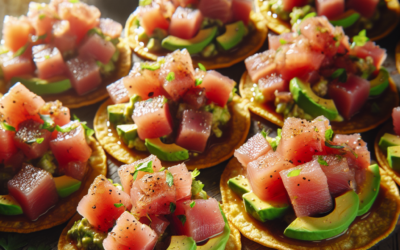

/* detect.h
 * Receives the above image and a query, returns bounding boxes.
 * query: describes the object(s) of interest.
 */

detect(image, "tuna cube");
[63,161,87,181]
[350,41,387,69]
[234,132,271,168]
[99,18,123,39]
[52,20,77,54]
[268,33,296,50]
[175,110,213,152]
[0,128,17,163]
[393,107,400,136]
[198,0,233,23]
[181,87,207,109]
[346,0,379,18]
[2,16,34,52]
[66,55,102,96]
[232,0,253,25]
[258,74,287,102]
[169,7,203,39]
[8,165,58,220]
[78,33,116,64]
[13,120,52,159]
[33,45,66,79]
[245,50,277,83]
[27,2,57,38]
[159,50,195,101]
[200,70,235,107]
[1,54,35,81]
[107,79,129,104]
[40,100,71,127]
[328,74,369,120]
[138,3,170,36]
[132,96,173,139]
[282,0,308,11]
[280,160,333,217]
[332,134,370,169]
[316,0,344,19]
[169,163,192,201]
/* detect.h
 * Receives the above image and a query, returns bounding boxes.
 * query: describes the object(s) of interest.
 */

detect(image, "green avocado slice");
[387,146,400,171]
[378,133,400,153]
[0,195,23,215]
[167,236,196,250]
[10,76,72,95]
[329,10,360,28]
[284,190,359,241]
[145,138,189,161]
[161,26,218,54]
[54,175,82,198]
[227,175,251,197]
[357,164,381,216]
[369,68,389,96]
[107,103,127,126]
[243,192,290,222]
[216,21,246,51]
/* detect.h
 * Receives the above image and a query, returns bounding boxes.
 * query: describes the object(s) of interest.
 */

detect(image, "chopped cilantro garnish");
[39,14,46,20]
[140,62,162,71]
[166,171,174,187]
[39,114,55,132]
[325,141,344,149]
[169,202,176,213]
[26,138,44,144]
[302,12,316,21]
[279,39,287,45]
[114,203,124,208]
[331,68,347,83]
[195,78,203,86]
[352,29,369,48]
[177,215,186,225]
[317,156,328,166]
[325,128,333,141]
[82,123,94,138]
[69,0,79,3]
[139,0,152,6]
[132,161,154,181]
[1,121,15,132]
[13,44,28,58]
[191,169,200,179]
[198,63,206,71]
[190,201,196,208]
[55,125,74,133]
[159,167,165,172]
[73,114,80,121]
[287,169,301,177]
[166,72,175,82]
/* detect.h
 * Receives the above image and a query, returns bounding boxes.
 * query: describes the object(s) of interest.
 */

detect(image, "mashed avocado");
[37,151,57,174]
[67,218,107,250]
[290,5,314,25]
[203,104,231,138]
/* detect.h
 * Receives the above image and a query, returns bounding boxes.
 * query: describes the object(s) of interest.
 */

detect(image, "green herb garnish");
[132,161,154,181]
[114,203,124,208]
[317,156,329,166]
[287,169,301,177]
[1,121,15,132]
[198,63,206,71]
[166,171,174,187]
[166,72,175,82]
[331,68,347,83]
[170,202,176,213]
[190,201,196,208]
[177,215,186,225]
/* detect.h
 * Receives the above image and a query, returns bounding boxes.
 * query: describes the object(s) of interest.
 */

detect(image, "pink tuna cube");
[198,0,233,23]
[99,18,123,39]
[63,161,87,181]
[200,70,235,107]
[107,79,129,104]
[175,110,213,152]
[169,7,203,39]
[8,165,58,220]
[258,74,287,102]
[27,2,57,39]
[393,107,400,136]
[282,0,308,11]
[0,53,35,81]
[66,55,102,96]
[169,163,192,201]
[332,134,370,169]
[132,96,174,140]
[79,33,116,64]
[0,128,17,163]
[232,0,253,25]
[2,15,34,52]
[328,74,369,120]
[138,3,170,36]
[245,50,277,83]
[280,160,333,217]
[316,0,344,19]
[268,33,296,50]
[234,132,271,168]
[350,41,386,69]
[33,45,66,79]
[52,20,77,55]
[346,0,379,18]
[181,87,207,109]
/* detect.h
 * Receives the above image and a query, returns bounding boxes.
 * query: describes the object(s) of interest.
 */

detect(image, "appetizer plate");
[94,95,251,170]
[239,71,399,134]
[0,137,107,233]
[124,11,268,69]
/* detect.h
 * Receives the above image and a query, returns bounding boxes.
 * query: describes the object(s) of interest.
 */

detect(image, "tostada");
[240,15,398,134]
[124,0,268,69]
[221,115,400,249]
[0,0,131,108]
[0,83,106,233]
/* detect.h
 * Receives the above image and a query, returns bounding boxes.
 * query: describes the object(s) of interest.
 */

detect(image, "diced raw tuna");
[79,33,116,64]
[268,33,296,50]
[8,165,58,220]
[169,7,203,39]
[247,151,294,202]
[118,155,162,194]
[282,0,308,11]
[169,163,192,201]
[331,134,370,169]
[130,171,176,217]
[99,18,123,39]
[123,62,164,100]
[245,50,277,83]
[277,117,329,164]
[346,0,379,18]
[234,133,271,168]
[0,83,45,128]
[328,74,369,120]
[138,3,170,36]
[232,0,252,25]
[132,96,173,140]
[13,120,51,159]
[393,107,400,136]
[52,20,77,54]
[107,79,129,104]
[159,50,195,101]
[172,0,199,7]
[280,160,333,217]
[199,70,235,107]
[50,122,92,167]
[181,87,207,109]
[2,16,34,52]
[150,214,170,235]
[198,0,233,23]
[316,0,344,19]
[350,41,386,69]
[0,128,17,163]
[32,45,66,79]
[58,1,101,43]
[103,211,158,250]
[27,2,57,38]
[175,110,213,152]
[258,74,287,102]
[40,100,71,127]
[77,175,132,232]
[66,55,102,96]
[1,54,35,82]
[4,150,25,173]
[314,155,356,196]
[63,161,87,181]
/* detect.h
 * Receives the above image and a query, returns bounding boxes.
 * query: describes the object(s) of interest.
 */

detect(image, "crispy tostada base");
[239,71,399,134]
[0,137,107,233]
[220,157,400,250]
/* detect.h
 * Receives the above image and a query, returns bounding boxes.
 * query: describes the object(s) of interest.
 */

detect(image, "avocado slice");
[167,236,196,250]
[11,76,72,95]
[227,175,251,197]
[196,207,230,250]
[357,164,381,216]
[162,26,218,54]
[107,103,126,125]
[124,94,142,122]
[145,138,189,161]
[290,77,339,120]
[387,146,400,171]
[54,175,82,198]
[369,68,389,96]
[116,124,141,148]
[329,10,360,28]
[0,195,23,215]
[216,21,246,51]
[378,133,400,153]
[284,190,359,241]
[243,192,290,222]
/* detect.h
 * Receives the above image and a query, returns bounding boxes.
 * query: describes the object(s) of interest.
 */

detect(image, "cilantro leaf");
[166,171,174,187]
[279,39,287,45]
[114,203,124,208]
[39,114,55,132]
[325,128,333,141]
[191,169,200,179]
[141,62,162,71]
[325,141,344,149]
[352,29,369,48]
[82,123,94,138]
[198,63,206,71]
[55,125,74,133]
[170,202,176,213]
[159,167,165,172]
[1,121,15,132]
[317,156,329,166]
[69,0,79,3]
[177,215,186,225]
[26,138,44,144]
[13,44,28,58]
[190,201,196,208]
[132,161,154,181]
[331,68,347,83]
[73,114,81,121]
[39,14,46,20]
[287,169,301,177]
[166,72,175,82]
[195,78,203,86]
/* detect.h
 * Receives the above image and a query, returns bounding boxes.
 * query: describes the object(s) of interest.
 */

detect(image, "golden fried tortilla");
[256,0,400,41]
[0,137,107,233]
[239,71,399,134]
[396,41,400,76]
[221,157,400,250]
[94,95,250,170]
[124,11,268,69]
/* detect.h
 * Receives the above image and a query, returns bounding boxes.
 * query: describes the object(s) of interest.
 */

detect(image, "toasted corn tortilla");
[256,0,400,41]
[124,11,268,70]
[396,41,400,76]
[220,157,400,250]
[94,95,250,170]
[239,71,399,134]
[0,137,107,233]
